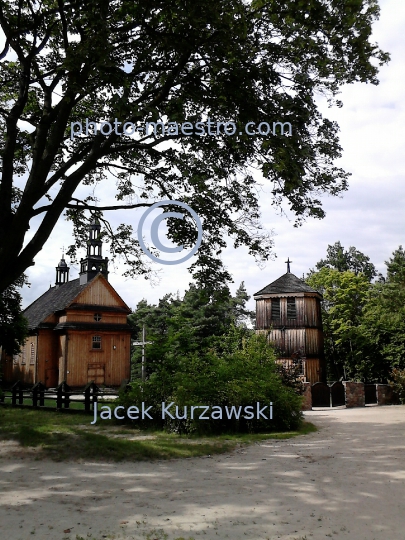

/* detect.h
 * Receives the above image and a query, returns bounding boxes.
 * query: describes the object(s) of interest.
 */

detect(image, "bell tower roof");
[55,250,70,288]
[254,272,321,297]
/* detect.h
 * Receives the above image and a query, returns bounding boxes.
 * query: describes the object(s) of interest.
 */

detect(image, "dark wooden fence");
[311,381,345,407]
[311,381,387,408]
[311,382,331,407]
[330,381,345,407]
[0,380,126,413]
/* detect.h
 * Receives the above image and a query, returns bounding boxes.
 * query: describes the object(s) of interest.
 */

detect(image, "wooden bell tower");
[254,259,326,384]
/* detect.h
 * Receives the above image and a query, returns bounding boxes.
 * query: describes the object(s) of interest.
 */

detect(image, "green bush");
[389,368,405,404]
[119,329,302,434]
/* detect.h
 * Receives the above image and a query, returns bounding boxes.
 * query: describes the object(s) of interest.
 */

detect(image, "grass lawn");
[0,406,316,462]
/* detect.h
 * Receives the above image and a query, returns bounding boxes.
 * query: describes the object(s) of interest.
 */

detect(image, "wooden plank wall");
[64,310,127,324]
[6,336,37,385]
[65,331,130,386]
[305,358,322,384]
[256,296,322,329]
[76,279,122,306]
[37,329,59,387]
[255,294,325,383]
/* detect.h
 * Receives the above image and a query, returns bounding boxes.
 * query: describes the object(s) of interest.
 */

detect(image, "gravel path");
[1,406,404,540]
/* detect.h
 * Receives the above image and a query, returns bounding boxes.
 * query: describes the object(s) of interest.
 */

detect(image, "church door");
[87,363,105,385]
[45,368,59,388]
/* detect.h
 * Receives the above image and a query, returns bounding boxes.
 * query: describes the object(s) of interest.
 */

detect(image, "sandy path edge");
[1,405,404,540]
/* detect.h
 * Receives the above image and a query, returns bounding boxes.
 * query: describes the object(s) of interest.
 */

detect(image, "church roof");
[23,278,87,330]
[254,272,321,296]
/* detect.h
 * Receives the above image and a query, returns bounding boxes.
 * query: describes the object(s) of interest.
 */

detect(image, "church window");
[92,335,102,349]
[30,343,35,364]
[271,299,280,320]
[296,357,304,376]
[94,313,102,322]
[287,298,297,319]
[21,350,26,364]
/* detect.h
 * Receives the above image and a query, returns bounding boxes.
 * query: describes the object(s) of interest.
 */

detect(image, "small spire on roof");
[55,247,69,287]
[285,257,292,273]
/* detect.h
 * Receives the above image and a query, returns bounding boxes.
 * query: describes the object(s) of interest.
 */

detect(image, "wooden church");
[254,259,325,384]
[1,218,132,388]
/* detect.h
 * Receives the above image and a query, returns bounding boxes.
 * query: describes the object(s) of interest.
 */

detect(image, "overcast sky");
[19,0,405,314]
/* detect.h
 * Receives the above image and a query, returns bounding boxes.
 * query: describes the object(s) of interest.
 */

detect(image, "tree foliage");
[120,328,302,434]
[308,245,405,382]
[355,247,405,381]
[306,267,370,380]
[389,368,405,404]
[312,241,377,281]
[124,283,301,433]
[0,276,28,355]
[385,245,405,283]
[129,281,254,378]
[0,0,389,293]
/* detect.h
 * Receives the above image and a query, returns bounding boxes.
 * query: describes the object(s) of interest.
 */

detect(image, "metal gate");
[311,382,331,407]
[365,384,377,404]
[330,381,345,407]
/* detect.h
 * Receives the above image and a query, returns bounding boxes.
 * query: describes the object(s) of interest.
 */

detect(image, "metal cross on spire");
[285,257,292,273]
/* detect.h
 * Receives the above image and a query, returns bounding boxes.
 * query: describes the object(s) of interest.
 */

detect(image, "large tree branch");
[0,61,31,230]
[33,199,155,216]
[4,150,103,285]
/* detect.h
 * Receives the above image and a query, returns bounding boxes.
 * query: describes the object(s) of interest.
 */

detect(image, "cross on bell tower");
[79,217,109,285]
[285,257,292,273]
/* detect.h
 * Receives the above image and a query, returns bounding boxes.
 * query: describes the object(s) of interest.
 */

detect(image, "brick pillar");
[343,382,365,408]
[301,382,312,411]
[376,384,394,405]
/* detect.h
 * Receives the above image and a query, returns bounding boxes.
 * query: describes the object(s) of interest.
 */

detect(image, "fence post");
[11,380,23,406]
[32,382,46,407]
[301,382,312,410]
[56,381,71,409]
[84,381,99,412]
[343,381,365,407]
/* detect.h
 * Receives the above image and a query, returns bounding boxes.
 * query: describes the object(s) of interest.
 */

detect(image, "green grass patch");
[0,406,316,462]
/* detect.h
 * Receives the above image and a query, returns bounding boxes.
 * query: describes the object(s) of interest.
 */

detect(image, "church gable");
[70,274,130,312]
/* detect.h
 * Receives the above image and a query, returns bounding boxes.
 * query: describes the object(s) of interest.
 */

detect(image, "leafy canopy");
[0,276,28,355]
[128,281,254,379]
[312,241,377,281]
[307,245,405,382]
[306,267,370,380]
[0,0,389,293]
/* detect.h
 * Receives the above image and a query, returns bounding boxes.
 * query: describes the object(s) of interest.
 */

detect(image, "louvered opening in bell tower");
[79,217,109,285]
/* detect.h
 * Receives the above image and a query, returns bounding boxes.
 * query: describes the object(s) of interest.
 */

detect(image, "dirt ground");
[1,406,404,540]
